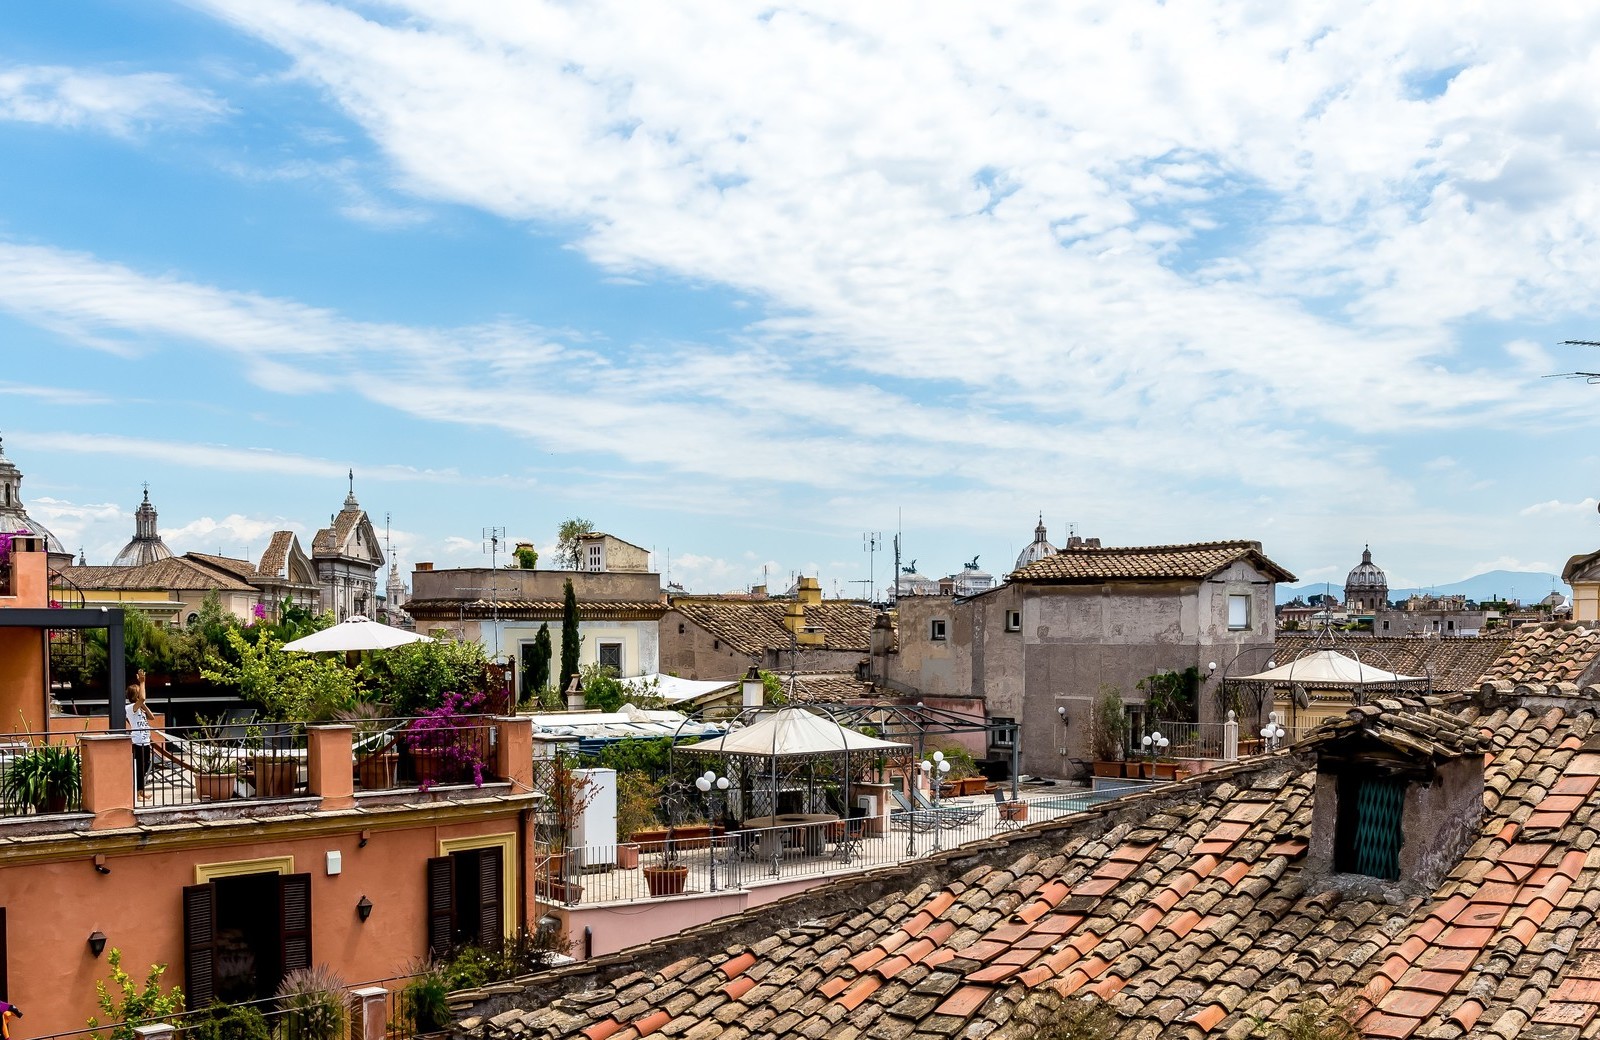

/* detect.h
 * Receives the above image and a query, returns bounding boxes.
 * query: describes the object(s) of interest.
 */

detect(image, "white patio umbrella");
[281,614,433,652]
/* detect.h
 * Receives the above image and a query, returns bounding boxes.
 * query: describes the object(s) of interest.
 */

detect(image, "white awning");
[1234,649,1423,684]
[679,705,911,760]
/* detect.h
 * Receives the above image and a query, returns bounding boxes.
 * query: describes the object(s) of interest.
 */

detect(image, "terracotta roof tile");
[1011,540,1294,583]
[670,600,876,656]
[467,693,1600,1040]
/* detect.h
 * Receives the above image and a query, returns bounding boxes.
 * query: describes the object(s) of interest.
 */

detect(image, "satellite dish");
[1292,683,1310,709]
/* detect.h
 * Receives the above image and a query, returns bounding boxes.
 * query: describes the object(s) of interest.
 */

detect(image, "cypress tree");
[526,622,552,703]
[559,578,581,695]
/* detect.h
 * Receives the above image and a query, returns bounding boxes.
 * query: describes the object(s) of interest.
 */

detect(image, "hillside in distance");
[1277,570,1569,606]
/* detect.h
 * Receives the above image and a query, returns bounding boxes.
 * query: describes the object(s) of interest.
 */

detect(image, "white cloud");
[162,514,299,558]
[1521,498,1599,517]
[0,64,225,135]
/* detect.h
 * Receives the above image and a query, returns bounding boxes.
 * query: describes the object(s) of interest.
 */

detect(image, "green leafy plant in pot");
[1,741,81,813]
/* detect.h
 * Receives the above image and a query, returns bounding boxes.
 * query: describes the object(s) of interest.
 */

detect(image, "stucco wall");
[412,568,662,604]
[0,811,523,1037]
[885,561,1278,776]
[492,618,660,680]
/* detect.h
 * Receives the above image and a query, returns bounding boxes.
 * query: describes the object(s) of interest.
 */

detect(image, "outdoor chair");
[911,787,983,823]
[993,789,1022,831]
[890,790,959,830]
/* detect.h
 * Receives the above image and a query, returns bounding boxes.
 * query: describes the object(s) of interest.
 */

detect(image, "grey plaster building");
[878,538,1294,777]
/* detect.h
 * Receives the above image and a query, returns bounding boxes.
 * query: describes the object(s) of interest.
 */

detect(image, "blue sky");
[4,1,1600,599]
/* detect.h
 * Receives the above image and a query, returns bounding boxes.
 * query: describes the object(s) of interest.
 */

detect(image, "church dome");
[0,437,69,559]
[1345,545,1387,590]
[1014,515,1058,571]
[112,488,174,567]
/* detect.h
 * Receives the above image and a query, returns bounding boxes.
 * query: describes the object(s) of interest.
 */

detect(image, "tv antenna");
[1545,340,1600,382]
[863,531,881,604]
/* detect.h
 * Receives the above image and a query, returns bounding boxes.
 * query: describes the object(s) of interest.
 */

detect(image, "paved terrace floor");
[545,779,1156,907]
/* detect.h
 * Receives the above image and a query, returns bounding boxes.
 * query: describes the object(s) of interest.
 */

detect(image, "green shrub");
[87,948,184,1040]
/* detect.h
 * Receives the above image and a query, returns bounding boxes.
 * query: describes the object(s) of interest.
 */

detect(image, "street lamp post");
[1140,730,1169,782]
[1261,715,1287,752]
[919,752,951,852]
[695,770,730,892]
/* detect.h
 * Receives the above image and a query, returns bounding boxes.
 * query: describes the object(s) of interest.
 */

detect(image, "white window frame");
[1227,594,1251,631]
[598,641,623,673]
[1005,609,1022,632]
[930,619,947,641]
[587,544,604,572]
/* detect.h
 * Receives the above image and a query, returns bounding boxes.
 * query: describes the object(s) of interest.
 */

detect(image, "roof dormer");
[1304,697,1487,896]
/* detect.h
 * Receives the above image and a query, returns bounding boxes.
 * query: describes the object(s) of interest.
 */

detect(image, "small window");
[1382,620,1389,631]
[1227,594,1250,631]
[1005,610,1021,632]
[1335,775,1404,880]
[587,544,603,571]
[930,619,947,641]
[598,642,622,672]
[991,717,1015,748]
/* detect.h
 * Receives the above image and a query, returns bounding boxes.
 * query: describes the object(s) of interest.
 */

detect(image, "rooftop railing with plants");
[0,731,82,817]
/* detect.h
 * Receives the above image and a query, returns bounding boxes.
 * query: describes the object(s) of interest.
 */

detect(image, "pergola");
[0,606,128,729]
[673,705,913,825]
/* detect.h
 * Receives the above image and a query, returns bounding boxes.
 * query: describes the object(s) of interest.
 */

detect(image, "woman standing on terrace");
[127,668,153,802]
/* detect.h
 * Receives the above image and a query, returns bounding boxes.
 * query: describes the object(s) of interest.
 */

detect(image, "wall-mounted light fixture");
[88,931,107,957]
[358,829,370,849]
[356,896,373,922]
[1206,661,1217,679]
[92,854,110,875]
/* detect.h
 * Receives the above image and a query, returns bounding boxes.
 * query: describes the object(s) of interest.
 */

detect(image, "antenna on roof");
[1546,341,1600,382]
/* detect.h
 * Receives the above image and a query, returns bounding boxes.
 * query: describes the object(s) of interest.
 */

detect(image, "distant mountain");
[1276,570,1569,607]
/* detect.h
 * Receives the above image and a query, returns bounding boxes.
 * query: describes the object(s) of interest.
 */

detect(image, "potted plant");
[535,757,595,902]
[1089,686,1127,777]
[188,716,240,801]
[1,741,81,813]
[339,702,398,790]
[405,690,492,790]
[614,770,660,870]
[276,965,349,1040]
[641,786,690,897]
[189,1000,272,1040]
[243,720,300,798]
[400,963,452,1037]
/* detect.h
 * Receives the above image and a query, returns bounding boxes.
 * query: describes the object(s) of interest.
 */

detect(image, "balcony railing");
[0,730,83,817]
[536,783,1160,906]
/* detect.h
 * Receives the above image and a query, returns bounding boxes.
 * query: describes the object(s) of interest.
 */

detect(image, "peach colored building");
[0,538,544,1038]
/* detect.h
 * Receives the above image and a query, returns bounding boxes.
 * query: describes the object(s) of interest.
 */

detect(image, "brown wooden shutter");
[0,906,8,1002]
[477,847,504,951]
[426,856,455,958]
[182,883,217,1009]
[279,873,313,975]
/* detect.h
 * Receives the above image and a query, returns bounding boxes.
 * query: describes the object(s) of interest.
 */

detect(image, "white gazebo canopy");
[281,614,433,652]
[679,705,911,761]
[1235,649,1423,685]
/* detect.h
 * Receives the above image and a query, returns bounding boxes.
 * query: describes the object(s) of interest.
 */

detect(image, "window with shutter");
[477,847,504,952]
[279,874,313,976]
[1335,774,1405,880]
[182,884,217,1010]
[427,857,455,958]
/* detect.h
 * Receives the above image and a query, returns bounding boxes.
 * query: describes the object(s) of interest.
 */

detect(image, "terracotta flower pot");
[643,864,689,897]
[357,751,397,790]
[617,843,640,869]
[250,755,298,797]
[195,772,235,801]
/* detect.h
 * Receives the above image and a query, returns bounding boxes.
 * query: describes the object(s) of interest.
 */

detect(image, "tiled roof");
[256,531,294,578]
[406,598,668,620]
[1303,696,1492,759]
[780,673,876,704]
[1274,634,1514,694]
[185,551,258,583]
[1012,539,1296,584]
[1479,622,1600,686]
[673,601,876,656]
[58,556,258,593]
[461,687,1600,1040]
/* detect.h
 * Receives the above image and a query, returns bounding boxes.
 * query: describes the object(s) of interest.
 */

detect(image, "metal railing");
[537,782,1163,906]
[358,717,499,791]
[0,730,84,817]
[141,721,309,808]
[1124,720,1236,760]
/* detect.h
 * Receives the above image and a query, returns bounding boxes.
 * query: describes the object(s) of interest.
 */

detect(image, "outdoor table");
[742,812,838,859]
